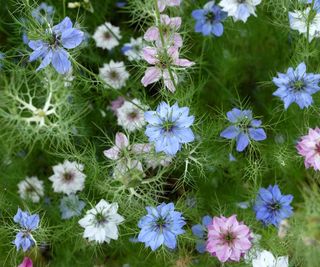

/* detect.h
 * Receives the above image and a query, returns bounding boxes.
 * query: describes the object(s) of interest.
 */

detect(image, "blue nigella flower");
[144,102,195,156]
[220,108,267,152]
[138,202,186,251]
[192,1,227,37]
[272,62,320,109]
[31,2,55,24]
[59,194,85,220]
[28,17,84,74]
[191,215,212,253]
[13,208,40,252]
[253,185,293,227]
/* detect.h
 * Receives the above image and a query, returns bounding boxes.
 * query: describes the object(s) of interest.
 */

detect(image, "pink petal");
[19,257,33,267]
[158,0,166,12]
[144,27,160,42]
[160,14,171,25]
[215,245,232,263]
[103,147,120,160]
[169,17,182,29]
[173,33,183,47]
[163,69,178,92]
[142,47,159,65]
[141,67,162,87]
[115,132,129,149]
[233,238,252,250]
[132,143,152,153]
[174,58,195,67]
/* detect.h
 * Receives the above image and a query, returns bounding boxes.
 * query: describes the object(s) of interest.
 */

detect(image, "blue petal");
[249,128,266,141]
[236,132,249,152]
[192,9,205,20]
[61,28,84,49]
[51,48,71,74]
[202,215,212,227]
[36,49,53,71]
[163,230,177,249]
[195,241,206,253]
[226,108,242,123]
[192,224,204,238]
[211,23,223,37]
[220,125,239,139]
[53,17,73,34]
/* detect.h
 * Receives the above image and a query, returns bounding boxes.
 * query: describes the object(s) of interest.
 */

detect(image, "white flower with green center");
[78,199,124,244]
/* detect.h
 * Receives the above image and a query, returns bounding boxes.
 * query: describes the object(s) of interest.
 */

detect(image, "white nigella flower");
[219,0,262,22]
[116,99,146,132]
[78,199,124,244]
[49,160,86,195]
[18,176,44,203]
[99,60,129,89]
[252,250,288,267]
[289,8,320,42]
[93,22,121,50]
[121,37,144,61]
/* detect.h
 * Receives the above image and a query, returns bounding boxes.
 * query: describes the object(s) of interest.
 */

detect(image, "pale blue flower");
[31,2,54,24]
[192,215,212,253]
[138,202,185,251]
[144,102,195,156]
[28,17,84,74]
[273,62,320,109]
[59,194,85,219]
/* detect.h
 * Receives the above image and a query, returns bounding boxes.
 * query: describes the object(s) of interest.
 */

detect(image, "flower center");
[156,217,167,231]
[292,80,305,91]
[128,111,138,120]
[269,202,281,211]
[205,12,216,22]
[63,172,74,182]
[224,232,235,244]
[109,70,119,80]
[104,31,111,40]
[163,120,174,132]
[95,212,107,224]
[237,116,251,130]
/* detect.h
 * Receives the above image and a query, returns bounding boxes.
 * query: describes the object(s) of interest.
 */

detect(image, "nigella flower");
[289,8,320,42]
[93,22,121,50]
[138,202,186,251]
[192,215,212,253]
[18,176,44,203]
[296,128,320,170]
[13,209,40,252]
[28,17,84,74]
[252,250,289,267]
[144,102,195,156]
[254,185,293,227]
[59,194,85,220]
[206,215,252,262]
[31,2,54,24]
[121,37,144,61]
[220,108,266,152]
[273,62,320,109]
[99,60,129,89]
[219,0,261,22]
[78,199,124,243]
[192,1,227,37]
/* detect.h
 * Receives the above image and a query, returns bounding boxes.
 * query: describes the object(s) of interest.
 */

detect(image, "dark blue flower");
[31,2,55,24]
[192,1,227,37]
[138,202,186,251]
[273,62,320,109]
[191,215,212,253]
[220,108,266,152]
[144,102,195,156]
[13,208,40,252]
[253,185,293,227]
[59,194,85,220]
[28,17,84,74]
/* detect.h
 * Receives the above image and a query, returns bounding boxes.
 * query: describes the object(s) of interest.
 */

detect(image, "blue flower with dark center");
[144,102,195,156]
[28,17,84,74]
[192,1,227,37]
[138,202,186,251]
[59,194,85,220]
[191,215,212,253]
[253,185,293,227]
[273,62,320,109]
[220,108,266,152]
[13,208,40,252]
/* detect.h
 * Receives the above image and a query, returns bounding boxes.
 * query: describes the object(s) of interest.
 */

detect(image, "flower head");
[31,2,54,24]
[59,194,86,219]
[220,108,266,152]
[121,37,144,61]
[78,199,124,243]
[252,250,288,267]
[18,176,44,203]
[28,17,84,74]
[138,202,185,251]
[13,209,40,252]
[273,62,320,109]
[192,215,212,253]
[99,60,129,89]
[93,22,121,50]
[49,160,86,195]
[116,99,146,132]
[219,0,261,22]
[192,1,227,37]
[206,215,252,262]
[144,102,195,156]
[289,8,320,42]
[296,127,320,170]
[254,185,293,227]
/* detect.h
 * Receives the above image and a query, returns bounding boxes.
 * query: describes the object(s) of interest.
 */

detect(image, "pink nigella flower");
[141,45,194,92]
[206,215,252,263]
[144,15,183,48]
[18,257,33,267]
[296,127,320,170]
[158,0,181,12]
